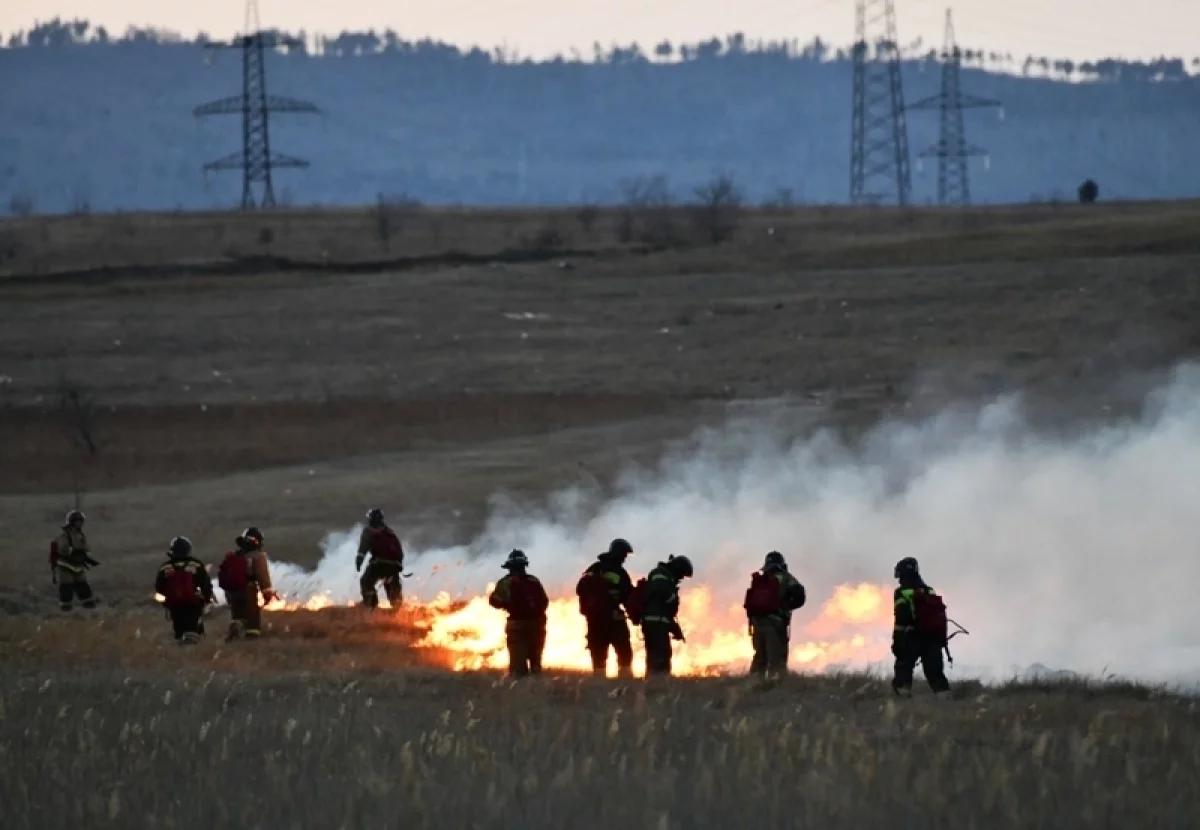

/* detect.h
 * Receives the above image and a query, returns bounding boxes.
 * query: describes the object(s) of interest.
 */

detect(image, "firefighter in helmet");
[488,549,550,677]
[744,551,807,678]
[641,554,694,677]
[575,538,635,678]
[52,509,100,611]
[356,508,405,611]
[155,536,214,645]
[892,556,951,699]
[218,526,276,641]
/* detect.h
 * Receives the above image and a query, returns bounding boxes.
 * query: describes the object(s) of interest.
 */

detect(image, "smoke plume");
[273,364,1200,685]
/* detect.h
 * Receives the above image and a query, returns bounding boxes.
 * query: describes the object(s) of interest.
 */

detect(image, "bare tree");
[57,368,100,510]
[616,174,679,247]
[691,173,744,244]
[372,192,421,251]
[575,201,599,236]
[8,191,34,217]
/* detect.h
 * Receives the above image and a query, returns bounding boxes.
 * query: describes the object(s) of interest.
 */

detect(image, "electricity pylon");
[849,0,913,206]
[908,9,1002,205]
[194,1,319,209]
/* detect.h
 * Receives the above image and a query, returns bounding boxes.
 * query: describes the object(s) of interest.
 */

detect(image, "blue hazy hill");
[2,20,1198,213]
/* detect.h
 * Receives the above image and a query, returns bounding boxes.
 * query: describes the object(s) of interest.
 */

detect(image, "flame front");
[411,581,895,676]
[176,578,895,675]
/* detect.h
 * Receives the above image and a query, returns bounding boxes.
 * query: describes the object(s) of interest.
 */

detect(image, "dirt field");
[2,201,1200,828]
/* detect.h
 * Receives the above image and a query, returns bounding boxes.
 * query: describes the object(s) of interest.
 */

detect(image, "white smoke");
[273,363,1200,686]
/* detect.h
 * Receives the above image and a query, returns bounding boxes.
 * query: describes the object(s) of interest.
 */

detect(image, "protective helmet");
[66,510,86,525]
[894,557,919,579]
[169,536,194,559]
[667,554,694,579]
[366,508,385,528]
[607,538,633,557]
[239,527,264,550]
[502,549,530,570]
[764,551,787,570]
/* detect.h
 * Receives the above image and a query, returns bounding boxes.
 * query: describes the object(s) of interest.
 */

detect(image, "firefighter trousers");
[585,615,633,677]
[749,616,789,676]
[224,589,263,639]
[642,621,674,677]
[56,566,96,611]
[505,618,547,677]
[360,560,403,609]
[892,634,951,695]
[169,604,205,643]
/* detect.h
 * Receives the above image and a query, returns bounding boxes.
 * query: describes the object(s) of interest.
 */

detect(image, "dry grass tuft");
[2,608,1198,828]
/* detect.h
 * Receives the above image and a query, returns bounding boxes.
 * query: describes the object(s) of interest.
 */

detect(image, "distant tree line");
[4,17,1198,84]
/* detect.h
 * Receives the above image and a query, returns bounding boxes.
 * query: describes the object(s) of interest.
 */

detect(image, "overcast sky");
[2,0,1193,61]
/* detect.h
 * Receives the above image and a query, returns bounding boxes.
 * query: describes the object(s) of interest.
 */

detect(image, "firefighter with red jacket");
[356,508,405,611]
[575,538,635,678]
[744,551,807,678]
[488,549,550,677]
[155,536,215,645]
[641,554,694,677]
[51,510,100,611]
[218,527,277,641]
[892,557,951,699]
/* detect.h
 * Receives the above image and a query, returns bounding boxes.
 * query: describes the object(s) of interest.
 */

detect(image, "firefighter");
[155,536,215,645]
[892,556,951,699]
[217,527,276,641]
[488,549,550,677]
[575,538,635,678]
[641,554,694,677]
[355,508,405,611]
[52,509,100,611]
[744,551,808,678]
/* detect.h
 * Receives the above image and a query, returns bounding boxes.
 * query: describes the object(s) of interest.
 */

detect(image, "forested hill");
[2,19,1198,213]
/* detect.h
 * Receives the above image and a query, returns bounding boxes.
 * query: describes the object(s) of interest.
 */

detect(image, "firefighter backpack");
[576,570,610,618]
[625,578,648,625]
[508,575,548,619]
[162,565,200,608]
[218,552,250,592]
[912,588,949,644]
[743,570,783,617]
[371,528,405,563]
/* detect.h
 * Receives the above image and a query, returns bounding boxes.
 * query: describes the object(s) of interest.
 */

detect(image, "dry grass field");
[2,200,1200,828]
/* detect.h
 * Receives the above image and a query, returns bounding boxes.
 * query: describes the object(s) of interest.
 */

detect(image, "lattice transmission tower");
[849,0,912,206]
[908,9,1002,206]
[194,0,320,209]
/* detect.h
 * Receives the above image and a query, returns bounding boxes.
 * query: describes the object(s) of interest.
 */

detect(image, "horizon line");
[4,16,1198,66]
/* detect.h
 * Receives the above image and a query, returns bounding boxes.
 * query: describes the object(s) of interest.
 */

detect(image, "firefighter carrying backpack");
[912,588,949,644]
[508,575,548,620]
[625,578,648,625]
[576,570,610,618]
[371,528,404,563]
[743,570,783,617]
[162,565,201,608]
[218,552,250,592]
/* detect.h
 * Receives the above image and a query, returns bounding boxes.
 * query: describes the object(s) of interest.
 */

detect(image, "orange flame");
[411,581,893,676]
[194,579,896,675]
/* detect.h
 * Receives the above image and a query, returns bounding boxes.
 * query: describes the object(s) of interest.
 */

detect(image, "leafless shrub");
[8,191,34,217]
[69,185,92,217]
[616,174,681,247]
[576,202,599,236]
[373,192,422,251]
[691,173,744,244]
[761,187,796,209]
[57,368,100,510]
